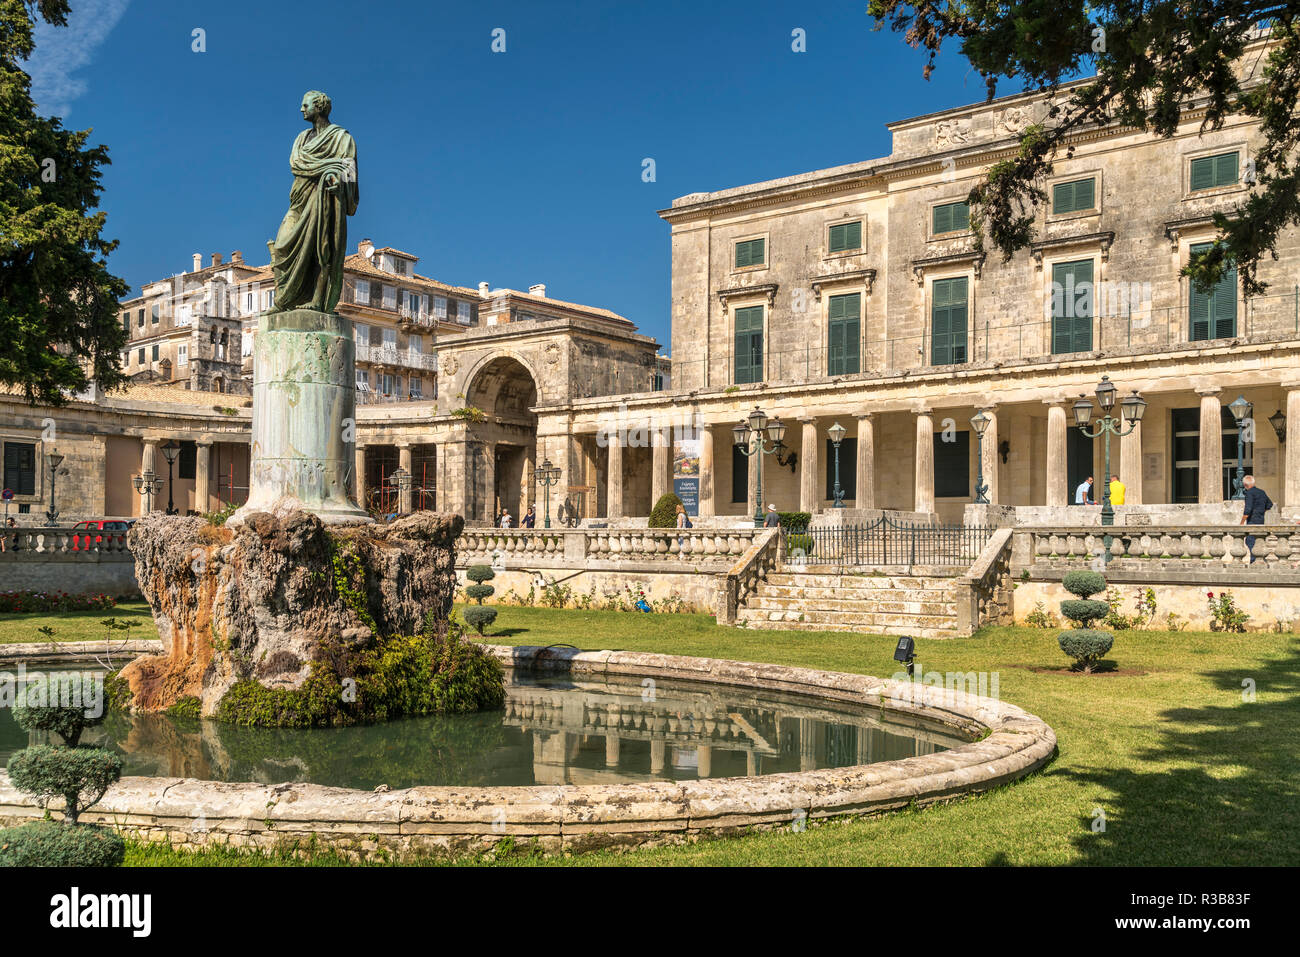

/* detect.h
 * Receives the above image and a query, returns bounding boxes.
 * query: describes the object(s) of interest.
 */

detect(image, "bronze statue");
[269,90,358,313]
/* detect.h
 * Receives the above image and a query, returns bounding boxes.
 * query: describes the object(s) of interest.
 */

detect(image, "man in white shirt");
[1074,476,1094,505]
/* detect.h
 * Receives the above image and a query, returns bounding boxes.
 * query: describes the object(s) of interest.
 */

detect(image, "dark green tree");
[867,3,1299,295]
[0,0,129,405]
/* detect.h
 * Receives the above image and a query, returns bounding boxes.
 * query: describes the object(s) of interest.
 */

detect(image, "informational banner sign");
[673,436,700,516]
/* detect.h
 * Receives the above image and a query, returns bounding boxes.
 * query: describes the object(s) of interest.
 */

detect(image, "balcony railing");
[355,344,437,370]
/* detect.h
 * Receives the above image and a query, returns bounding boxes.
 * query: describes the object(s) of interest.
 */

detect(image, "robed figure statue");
[269,90,358,313]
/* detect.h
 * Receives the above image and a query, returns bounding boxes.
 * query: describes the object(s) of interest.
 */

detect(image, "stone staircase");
[734,568,964,638]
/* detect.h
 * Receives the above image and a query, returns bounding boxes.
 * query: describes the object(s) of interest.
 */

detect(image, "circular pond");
[0,669,964,790]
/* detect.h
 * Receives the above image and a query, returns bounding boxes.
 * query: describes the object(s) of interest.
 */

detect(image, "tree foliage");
[867,2,1300,295]
[0,0,129,404]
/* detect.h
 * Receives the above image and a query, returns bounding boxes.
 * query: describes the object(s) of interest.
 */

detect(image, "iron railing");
[783,516,996,568]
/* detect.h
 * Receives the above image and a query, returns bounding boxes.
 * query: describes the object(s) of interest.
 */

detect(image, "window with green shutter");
[828,221,862,253]
[932,201,970,235]
[1188,242,1237,341]
[1190,151,1239,191]
[734,238,765,269]
[1051,259,1094,354]
[733,305,764,384]
[930,277,968,366]
[1052,177,1096,214]
[827,293,861,375]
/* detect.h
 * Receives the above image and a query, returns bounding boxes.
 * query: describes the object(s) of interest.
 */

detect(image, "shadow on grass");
[1061,636,1300,865]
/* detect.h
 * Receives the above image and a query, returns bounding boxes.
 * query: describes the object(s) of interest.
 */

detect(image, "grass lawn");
[0,600,156,645]
[8,602,1296,866]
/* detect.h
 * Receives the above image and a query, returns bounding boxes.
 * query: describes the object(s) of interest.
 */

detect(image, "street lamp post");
[161,440,181,515]
[387,467,411,517]
[970,411,991,505]
[132,470,164,515]
[1228,395,1253,501]
[44,451,64,524]
[535,458,562,529]
[827,421,847,508]
[1072,375,1147,564]
[732,407,795,527]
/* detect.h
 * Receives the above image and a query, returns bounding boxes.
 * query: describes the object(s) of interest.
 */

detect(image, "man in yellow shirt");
[1109,473,1126,505]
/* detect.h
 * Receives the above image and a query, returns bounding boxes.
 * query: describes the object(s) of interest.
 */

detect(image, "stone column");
[605,734,620,768]
[398,444,413,514]
[606,439,623,519]
[354,444,367,511]
[1120,418,1143,505]
[650,739,666,774]
[194,441,212,514]
[697,745,712,779]
[1045,402,1068,506]
[799,418,819,513]
[1198,388,1223,504]
[979,406,999,505]
[141,439,159,514]
[855,413,875,509]
[1286,383,1300,507]
[651,425,671,506]
[698,424,715,519]
[914,409,935,514]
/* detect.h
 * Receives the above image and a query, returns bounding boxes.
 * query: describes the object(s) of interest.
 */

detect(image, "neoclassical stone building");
[5,51,1297,529]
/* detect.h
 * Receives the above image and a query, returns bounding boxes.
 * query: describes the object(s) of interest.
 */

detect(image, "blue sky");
[29,0,1017,350]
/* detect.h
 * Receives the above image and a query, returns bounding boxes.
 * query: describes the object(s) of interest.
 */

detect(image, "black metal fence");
[783,516,995,568]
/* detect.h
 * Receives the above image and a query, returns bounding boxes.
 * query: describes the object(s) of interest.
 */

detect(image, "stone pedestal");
[231,308,369,525]
[123,509,461,716]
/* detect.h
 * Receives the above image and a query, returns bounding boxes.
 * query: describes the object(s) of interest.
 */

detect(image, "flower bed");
[0,591,118,614]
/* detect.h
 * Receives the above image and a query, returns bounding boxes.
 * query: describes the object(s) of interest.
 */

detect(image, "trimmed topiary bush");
[777,511,812,532]
[465,564,496,605]
[1057,570,1113,673]
[1063,570,1107,599]
[463,604,498,636]
[0,820,125,867]
[1060,599,1111,625]
[1,674,125,866]
[1057,629,1115,671]
[648,493,683,528]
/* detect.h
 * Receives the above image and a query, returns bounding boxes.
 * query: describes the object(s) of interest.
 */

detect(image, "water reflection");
[0,671,963,790]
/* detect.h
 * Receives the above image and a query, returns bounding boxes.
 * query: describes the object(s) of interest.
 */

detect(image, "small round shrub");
[6,746,123,824]
[1058,629,1114,673]
[649,493,683,529]
[465,583,494,603]
[463,605,498,636]
[466,564,496,585]
[1060,599,1110,625]
[1063,570,1107,599]
[0,820,125,867]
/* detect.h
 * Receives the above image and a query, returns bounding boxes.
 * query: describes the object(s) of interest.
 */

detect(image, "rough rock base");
[122,509,462,716]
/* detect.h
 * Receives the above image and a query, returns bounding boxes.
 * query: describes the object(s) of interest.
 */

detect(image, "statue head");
[300,90,332,122]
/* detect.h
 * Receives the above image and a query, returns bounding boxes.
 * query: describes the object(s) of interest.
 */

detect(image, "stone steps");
[733,568,964,638]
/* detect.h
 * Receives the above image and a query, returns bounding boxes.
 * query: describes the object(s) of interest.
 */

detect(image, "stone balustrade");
[0,526,132,557]
[1013,524,1300,581]
[456,527,762,570]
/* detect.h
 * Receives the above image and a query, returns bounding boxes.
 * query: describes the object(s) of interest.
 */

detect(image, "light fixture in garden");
[131,469,164,515]
[387,467,412,516]
[1228,394,1253,501]
[970,410,991,505]
[733,407,795,526]
[160,439,181,515]
[893,635,916,677]
[44,451,64,525]
[827,421,847,508]
[1073,376,1145,563]
[535,458,562,529]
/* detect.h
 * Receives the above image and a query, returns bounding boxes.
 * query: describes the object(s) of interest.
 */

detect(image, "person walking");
[674,502,691,551]
[522,505,536,529]
[1109,473,1126,505]
[500,509,513,529]
[1240,475,1273,564]
[1074,476,1095,505]
[763,504,780,528]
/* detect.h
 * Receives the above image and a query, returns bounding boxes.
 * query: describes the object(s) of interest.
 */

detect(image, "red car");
[71,520,130,551]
